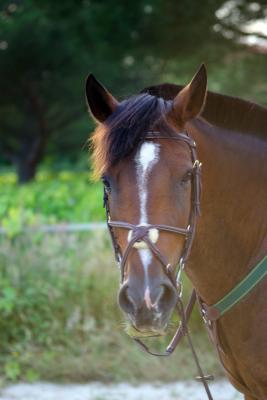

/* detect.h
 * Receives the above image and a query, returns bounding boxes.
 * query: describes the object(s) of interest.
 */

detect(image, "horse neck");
[186,119,267,304]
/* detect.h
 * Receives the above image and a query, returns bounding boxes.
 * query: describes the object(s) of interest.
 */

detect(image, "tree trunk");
[16,158,38,184]
[14,83,48,184]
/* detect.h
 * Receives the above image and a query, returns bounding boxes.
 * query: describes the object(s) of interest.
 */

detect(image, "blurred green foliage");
[0,232,222,383]
[0,167,221,383]
[0,171,104,235]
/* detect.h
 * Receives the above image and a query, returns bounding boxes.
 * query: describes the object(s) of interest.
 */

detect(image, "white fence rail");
[0,222,107,235]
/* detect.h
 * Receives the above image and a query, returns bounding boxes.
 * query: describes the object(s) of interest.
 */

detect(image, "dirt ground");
[0,380,243,400]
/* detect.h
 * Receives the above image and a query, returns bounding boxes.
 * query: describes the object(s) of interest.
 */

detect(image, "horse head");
[86,65,207,337]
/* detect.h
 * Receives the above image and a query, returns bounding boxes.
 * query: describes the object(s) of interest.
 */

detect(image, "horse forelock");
[90,94,173,178]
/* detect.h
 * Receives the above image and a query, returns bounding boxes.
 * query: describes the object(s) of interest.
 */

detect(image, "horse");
[85,65,267,400]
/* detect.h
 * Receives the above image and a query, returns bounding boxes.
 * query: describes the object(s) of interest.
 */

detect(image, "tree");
[0,1,86,182]
[0,0,266,182]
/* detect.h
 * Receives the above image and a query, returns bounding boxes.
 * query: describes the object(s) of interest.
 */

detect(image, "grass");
[0,231,223,384]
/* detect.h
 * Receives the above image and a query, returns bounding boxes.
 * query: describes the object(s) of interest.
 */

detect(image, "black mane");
[104,94,172,167]
[142,83,267,140]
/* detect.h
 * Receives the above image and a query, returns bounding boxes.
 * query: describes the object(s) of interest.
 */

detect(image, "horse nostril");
[157,283,177,311]
[118,284,136,315]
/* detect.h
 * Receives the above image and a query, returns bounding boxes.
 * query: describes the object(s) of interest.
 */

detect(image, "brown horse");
[86,65,267,400]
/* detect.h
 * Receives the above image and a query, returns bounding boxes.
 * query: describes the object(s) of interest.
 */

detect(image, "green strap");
[212,255,267,318]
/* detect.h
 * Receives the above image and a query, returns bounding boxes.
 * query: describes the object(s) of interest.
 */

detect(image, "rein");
[103,131,214,400]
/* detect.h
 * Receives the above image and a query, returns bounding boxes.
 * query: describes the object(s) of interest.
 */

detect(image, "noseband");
[104,131,202,289]
[103,131,214,400]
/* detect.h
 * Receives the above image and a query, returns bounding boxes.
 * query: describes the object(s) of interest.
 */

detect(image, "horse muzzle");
[118,279,177,334]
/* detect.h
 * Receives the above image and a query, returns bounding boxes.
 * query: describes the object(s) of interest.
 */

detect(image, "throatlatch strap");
[204,255,267,321]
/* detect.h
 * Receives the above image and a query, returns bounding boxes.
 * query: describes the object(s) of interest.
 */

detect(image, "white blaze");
[134,142,160,295]
[137,142,160,223]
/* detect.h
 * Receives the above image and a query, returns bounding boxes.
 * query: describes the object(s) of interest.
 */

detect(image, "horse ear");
[85,74,119,123]
[171,64,207,125]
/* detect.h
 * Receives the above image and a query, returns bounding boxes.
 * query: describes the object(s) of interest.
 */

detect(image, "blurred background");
[0,0,266,387]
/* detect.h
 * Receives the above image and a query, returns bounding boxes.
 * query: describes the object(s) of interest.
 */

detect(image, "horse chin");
[124,322,167,339]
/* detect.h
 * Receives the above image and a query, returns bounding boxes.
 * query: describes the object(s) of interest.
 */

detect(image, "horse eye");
[181,170,192,185]
[101,176,111,192]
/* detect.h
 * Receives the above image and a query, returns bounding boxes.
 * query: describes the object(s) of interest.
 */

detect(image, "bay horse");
[86,65,267,400]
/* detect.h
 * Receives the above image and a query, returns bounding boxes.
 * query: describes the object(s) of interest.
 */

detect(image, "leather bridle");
[103,131,214,400]
[104,131,201,287]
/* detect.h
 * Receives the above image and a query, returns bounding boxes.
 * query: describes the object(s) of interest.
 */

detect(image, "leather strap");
[134,290,215,400]
[133,290,197,356]
[103,131,214,400]
[106,131,202,285]
[103,129,267,400]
